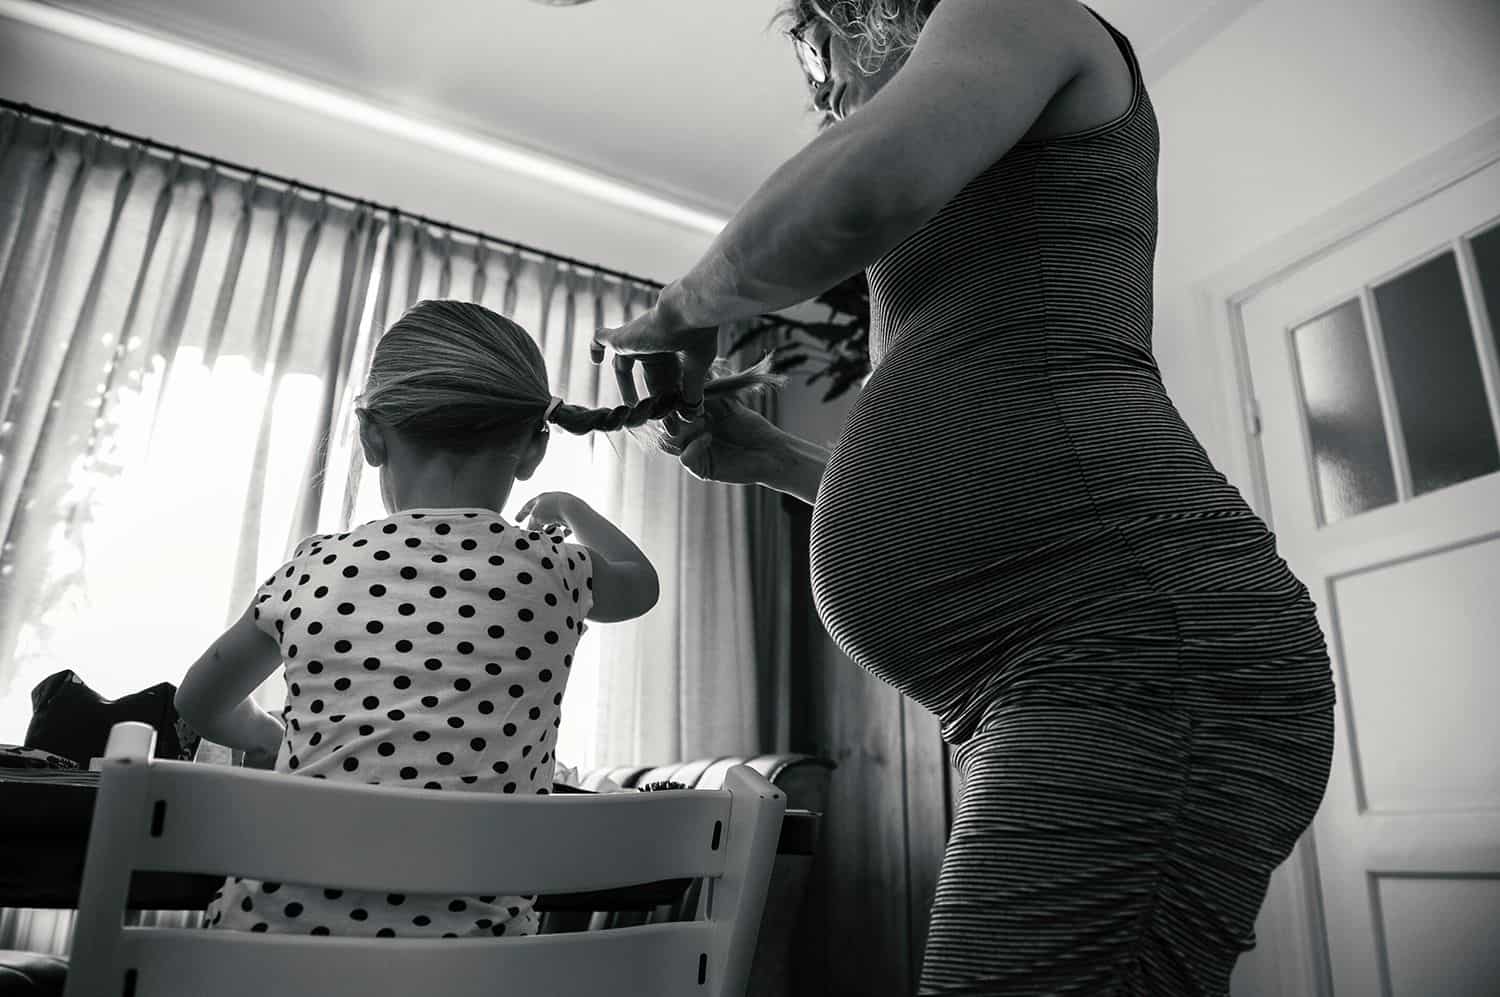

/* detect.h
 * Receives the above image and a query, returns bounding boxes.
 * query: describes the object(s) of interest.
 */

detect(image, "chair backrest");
[65,722,785,997]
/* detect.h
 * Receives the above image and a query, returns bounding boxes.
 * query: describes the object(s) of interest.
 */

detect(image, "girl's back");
[204,507,594,939]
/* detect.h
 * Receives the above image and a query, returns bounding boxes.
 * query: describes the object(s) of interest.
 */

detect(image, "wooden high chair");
[63,722,784,997]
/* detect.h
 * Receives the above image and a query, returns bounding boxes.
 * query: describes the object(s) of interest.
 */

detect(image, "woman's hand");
[662,395,789,486]
[592,290,719,415]
[514,491,581,536]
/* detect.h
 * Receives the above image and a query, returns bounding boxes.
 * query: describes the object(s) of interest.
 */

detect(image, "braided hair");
[359,299,783,453]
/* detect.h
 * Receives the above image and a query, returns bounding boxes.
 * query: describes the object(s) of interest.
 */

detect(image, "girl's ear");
[356,409,387,468]
[515,428,548,482]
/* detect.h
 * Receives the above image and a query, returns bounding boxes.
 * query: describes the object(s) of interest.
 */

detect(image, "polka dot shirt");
[202,507,595,939]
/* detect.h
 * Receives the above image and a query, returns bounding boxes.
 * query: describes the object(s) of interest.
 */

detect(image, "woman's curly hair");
[768,0,942,78]
[358,299,782,454]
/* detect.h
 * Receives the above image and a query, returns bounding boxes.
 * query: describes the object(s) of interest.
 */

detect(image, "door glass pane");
[1469,220,1500,369]
[1291,299,1398,524]
[1373,251,1500,495]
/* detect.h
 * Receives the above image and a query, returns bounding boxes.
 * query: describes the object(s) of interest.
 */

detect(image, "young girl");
[173,298,778,939]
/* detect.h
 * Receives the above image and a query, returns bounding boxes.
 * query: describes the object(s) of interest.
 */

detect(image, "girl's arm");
[556,497,659,623]
[174,603,286,757]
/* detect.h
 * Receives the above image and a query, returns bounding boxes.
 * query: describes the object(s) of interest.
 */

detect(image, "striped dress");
[807,8,1336,995]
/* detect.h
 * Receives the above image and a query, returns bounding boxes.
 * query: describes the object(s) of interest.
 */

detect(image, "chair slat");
[116,922,719,997]
[131,761,730,894]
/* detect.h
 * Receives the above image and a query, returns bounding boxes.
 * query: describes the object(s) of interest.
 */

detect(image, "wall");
[1151,0,1500,486]
[0,16,714,285]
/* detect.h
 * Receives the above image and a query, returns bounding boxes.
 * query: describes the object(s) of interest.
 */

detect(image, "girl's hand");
[514,491,582,535]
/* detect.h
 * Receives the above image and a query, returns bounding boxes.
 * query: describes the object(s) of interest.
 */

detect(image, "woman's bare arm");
[658,0,1087,332]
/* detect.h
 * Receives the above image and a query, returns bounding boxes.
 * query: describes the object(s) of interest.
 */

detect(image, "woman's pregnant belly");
[808,331,1332,743]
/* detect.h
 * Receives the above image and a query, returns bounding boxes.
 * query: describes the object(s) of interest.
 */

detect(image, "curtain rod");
[0,98,669,293]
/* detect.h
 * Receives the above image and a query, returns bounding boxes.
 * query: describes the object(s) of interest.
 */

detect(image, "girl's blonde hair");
[769,0,941,77]
[358,299,782,452]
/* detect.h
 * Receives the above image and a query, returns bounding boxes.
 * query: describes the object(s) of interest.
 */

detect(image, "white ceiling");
[43,0,1245,217]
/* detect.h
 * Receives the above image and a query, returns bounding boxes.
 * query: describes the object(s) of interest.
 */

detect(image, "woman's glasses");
[785,17,829,90]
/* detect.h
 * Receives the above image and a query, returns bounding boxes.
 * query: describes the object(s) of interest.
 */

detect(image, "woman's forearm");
[657,118,931,331]
[762,431,830,506]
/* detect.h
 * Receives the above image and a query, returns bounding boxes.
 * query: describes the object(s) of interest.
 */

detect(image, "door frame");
[1190,112,1500,997]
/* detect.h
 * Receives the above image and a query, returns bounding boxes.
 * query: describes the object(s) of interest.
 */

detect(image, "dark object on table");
[0,949,66,996]
[0,747,78,771]
[22,671,200,766]
[636,779,690,792]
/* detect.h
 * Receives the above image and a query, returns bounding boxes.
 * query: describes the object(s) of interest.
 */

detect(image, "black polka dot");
[518,609,534,622]
[290,607,302,620]
[400,766,418,779]
[488,625,504,639]
[398,603,415,616]
[307,622,324,635]
[404,537,421,548]
[436,751,454,765]
[484,663,501,676]
[427,621,444,635]
[413,915,431,926]
[453,677,471,692]
[322,554,337,565]
[314,586,328,598]
[368,583,386,597]
[508,684,524,698]
[337,602,355,615]
[492,761,509,773]
[429,586,446,599]
[377,927,396,938]
[309,732,323,747]
[334,677,351,692]
[382,524,398,534]
[310,699,324,714]
[545,593,558,607]
[528,707,541,720]
[395,639,413,652]
[251,922,268,932]
[378,742,395,757]
[374,550,390,561]
[324,888,343,900]
[448,899,467,912]
[425,782,442,790]
[350,909,368,921]
[503,783,517,793]
[387,893,406,905]
[388,709,405,721]
[456,641,473,655]
[488,555,504,566]
[413,730,431,742]
[363,656,381,670]
[502,722,517,736]
[516,647,531,661]
[287,644,298,658]
[470,737,486,751]
[342,565,358,578]
[479,700,495,715]
[362,695,380,709]
[431,554,447,564]
[447,717,464,729]
[458,604,476,618]
[400,567,417,580]
[435,523,451,535]
[515,539,529,551]
[311,925,330,935]
[424,658,443,671]
[393,675,411,690]
[488,588,505,600]
[366,620,383,634]
[284,902,303,917]
[343,757,358,772]
[240,897,254,912]
[539,669,553,682]
[421,696,440,708]
[459,569,476,582]
[461,539,477,551]
[290,682,301,696]
[517,572,532,584]
[358,723,374,736]
[334,639,351,653]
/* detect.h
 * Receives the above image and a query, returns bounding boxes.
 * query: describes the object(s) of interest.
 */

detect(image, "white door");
[1238,157,1500,997]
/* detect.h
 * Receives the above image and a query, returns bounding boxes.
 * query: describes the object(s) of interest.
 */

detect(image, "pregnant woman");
[593,2,1336,993]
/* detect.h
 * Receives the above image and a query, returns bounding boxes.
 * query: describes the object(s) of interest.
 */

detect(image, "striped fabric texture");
[806,6,1337,994]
